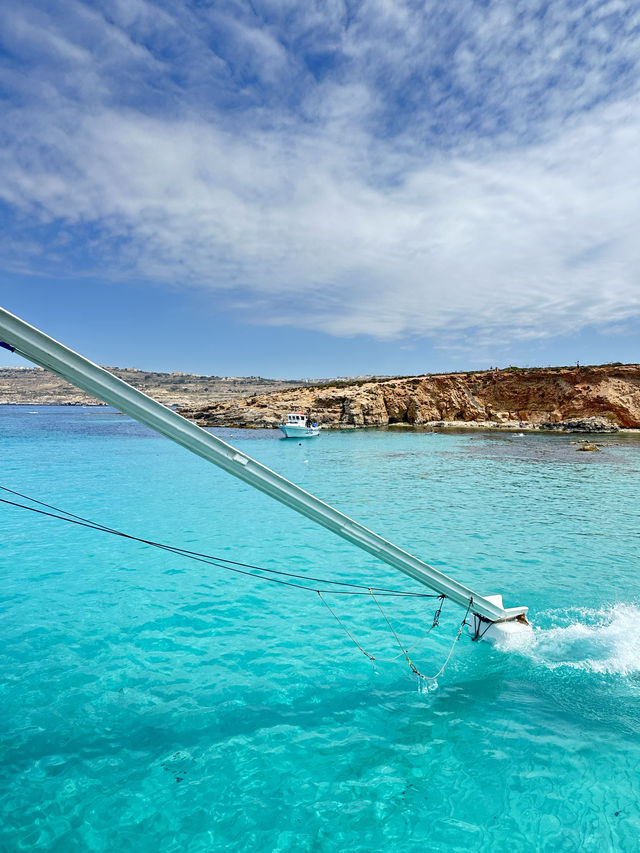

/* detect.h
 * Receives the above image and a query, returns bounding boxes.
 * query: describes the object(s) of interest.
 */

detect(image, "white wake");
[500,603,640,676]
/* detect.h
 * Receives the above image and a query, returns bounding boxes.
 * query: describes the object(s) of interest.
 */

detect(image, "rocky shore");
[4,362,639,433]
[179,364,640,432]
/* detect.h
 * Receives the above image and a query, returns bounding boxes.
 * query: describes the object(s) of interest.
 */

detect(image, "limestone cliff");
[179,364,640,430]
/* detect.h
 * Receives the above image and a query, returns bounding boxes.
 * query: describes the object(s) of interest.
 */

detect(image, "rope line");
[2,484,472,682]
[420,598,473,681]
[376,595,445,661]
[317,589,467,682]
[369,588,423,677]
[0,486,438,598]
[317,591,375,662]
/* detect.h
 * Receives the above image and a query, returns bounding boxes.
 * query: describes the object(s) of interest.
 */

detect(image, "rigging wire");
[0,485,437,598]
[2,484,473,681]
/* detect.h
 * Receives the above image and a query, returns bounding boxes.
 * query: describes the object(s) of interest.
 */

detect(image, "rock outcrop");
[539,417,619,433]
[179,364,640,431]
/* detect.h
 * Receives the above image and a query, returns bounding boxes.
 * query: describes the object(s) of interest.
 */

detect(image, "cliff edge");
[179,364,640,431]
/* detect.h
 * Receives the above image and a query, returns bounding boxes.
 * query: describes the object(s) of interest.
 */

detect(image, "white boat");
[279,411,320,438]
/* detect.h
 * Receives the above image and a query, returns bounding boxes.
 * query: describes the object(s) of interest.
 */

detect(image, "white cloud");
[1,0,640,350]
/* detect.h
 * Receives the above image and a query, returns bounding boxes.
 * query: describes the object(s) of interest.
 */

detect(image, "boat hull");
[279,425,320,438]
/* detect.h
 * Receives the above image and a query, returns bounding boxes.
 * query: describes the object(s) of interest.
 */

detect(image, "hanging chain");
[318,587,474,682]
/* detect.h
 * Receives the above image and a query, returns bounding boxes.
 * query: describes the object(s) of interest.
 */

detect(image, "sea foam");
[503,603,640,676]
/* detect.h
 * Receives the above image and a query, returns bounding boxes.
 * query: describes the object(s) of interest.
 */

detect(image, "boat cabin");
[286,412,308,426]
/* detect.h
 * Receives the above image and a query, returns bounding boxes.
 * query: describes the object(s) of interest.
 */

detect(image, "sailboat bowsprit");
[0,306,531,648]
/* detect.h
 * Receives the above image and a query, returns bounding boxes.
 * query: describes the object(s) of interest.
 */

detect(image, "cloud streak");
[1,0,640,350]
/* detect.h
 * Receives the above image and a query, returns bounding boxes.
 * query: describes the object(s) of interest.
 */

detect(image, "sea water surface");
[1,406,639,851]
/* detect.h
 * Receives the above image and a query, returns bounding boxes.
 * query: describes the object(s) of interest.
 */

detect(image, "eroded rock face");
[179,365,640,430]
[540,417,619,433]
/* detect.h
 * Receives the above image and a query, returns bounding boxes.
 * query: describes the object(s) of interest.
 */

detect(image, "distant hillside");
[179,364,640,431]
[0,366,327,408]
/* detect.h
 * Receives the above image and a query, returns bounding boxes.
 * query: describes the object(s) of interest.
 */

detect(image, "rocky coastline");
[178,364,640,433]
[3,363,639,434]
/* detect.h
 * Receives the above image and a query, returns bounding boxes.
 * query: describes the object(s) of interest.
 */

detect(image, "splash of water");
[500,603,640,676]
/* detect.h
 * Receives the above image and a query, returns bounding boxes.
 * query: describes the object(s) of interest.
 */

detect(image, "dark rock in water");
[540,417,618,433]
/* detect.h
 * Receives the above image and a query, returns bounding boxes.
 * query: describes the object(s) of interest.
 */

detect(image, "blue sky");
[1,0,639,377]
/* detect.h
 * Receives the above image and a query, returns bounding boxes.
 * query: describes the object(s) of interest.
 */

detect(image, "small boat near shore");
[279,412,320,439]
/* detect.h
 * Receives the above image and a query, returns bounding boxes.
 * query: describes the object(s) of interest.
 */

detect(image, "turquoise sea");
[1,405,639,851]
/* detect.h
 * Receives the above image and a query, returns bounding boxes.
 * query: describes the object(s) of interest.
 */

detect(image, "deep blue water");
[1,406,639,851]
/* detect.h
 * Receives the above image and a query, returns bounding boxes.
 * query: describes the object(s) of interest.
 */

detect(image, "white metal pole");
[0,306,527,623]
